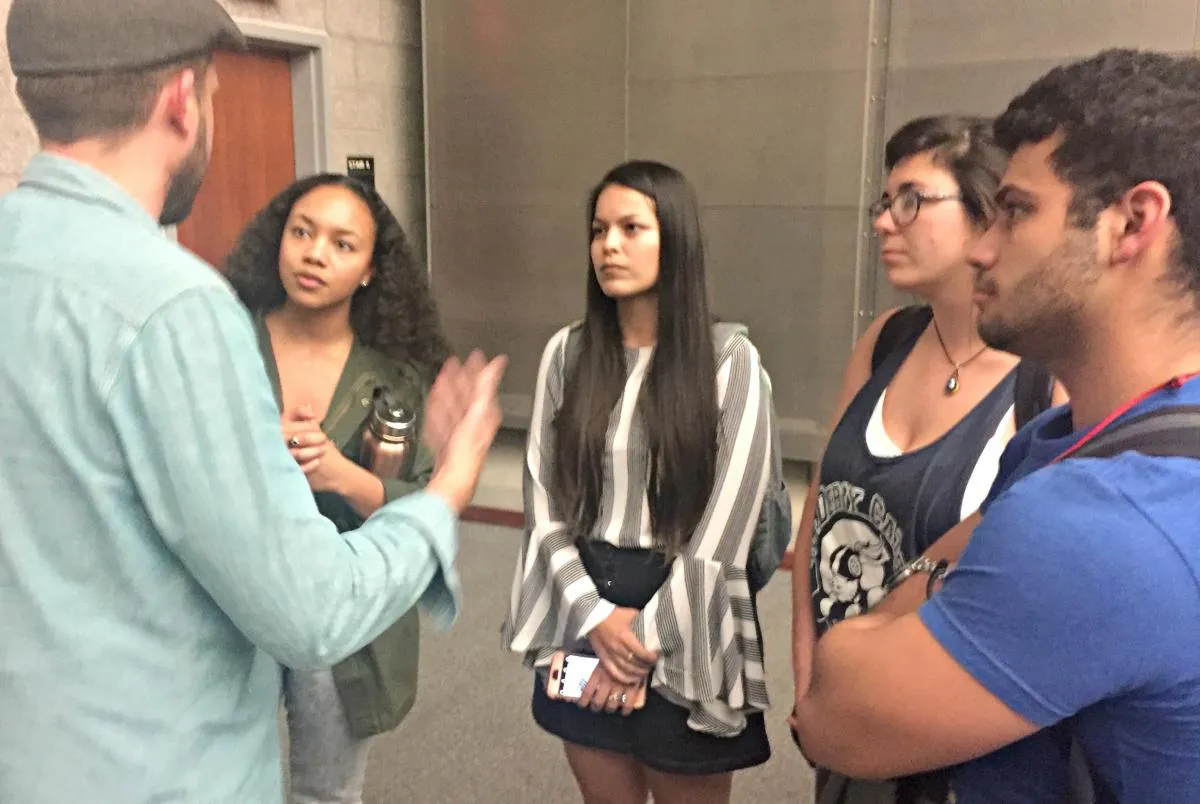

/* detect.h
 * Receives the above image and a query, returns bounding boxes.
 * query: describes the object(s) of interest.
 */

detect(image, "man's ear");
[156,67,200,138]
[1111,181,1172,265]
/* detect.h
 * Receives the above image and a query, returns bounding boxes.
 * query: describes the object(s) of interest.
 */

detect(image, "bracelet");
[884,556,942,591]
[925,559,951,599]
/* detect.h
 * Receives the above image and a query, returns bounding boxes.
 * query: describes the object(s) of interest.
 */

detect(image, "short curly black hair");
[224,174,451,380]
[995,48,1200,300]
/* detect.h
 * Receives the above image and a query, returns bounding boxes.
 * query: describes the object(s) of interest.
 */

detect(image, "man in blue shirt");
[0,1,505,802]
[792,49,1200,802]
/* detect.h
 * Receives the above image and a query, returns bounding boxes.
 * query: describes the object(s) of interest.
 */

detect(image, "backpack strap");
[1013,360,1055,430]
[1069,405,1200,460]
[871,306,933,373]
[711,320,749,355]
[561,321,585,381]
[1054,403,1200,804]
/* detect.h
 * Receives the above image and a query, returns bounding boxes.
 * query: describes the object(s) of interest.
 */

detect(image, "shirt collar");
[19,152,162,232]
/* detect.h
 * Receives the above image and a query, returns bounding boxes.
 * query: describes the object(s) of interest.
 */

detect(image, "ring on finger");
[288,436,301,448]
[620,693,628,705]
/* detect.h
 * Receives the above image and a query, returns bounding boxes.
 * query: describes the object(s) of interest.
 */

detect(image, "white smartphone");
[547,651,600,701]
[546,651,648,709]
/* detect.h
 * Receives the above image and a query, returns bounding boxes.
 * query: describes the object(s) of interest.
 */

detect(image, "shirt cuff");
[384,490,461,631]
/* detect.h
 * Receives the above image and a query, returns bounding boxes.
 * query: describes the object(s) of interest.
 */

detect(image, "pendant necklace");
[932,317,988,395]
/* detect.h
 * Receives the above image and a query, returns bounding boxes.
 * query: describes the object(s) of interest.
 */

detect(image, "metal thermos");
[359,386,416,480]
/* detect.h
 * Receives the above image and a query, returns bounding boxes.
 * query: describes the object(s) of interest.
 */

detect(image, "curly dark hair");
[995,48,1200,301]
[224,174,451,379]
[885,115,1007,228]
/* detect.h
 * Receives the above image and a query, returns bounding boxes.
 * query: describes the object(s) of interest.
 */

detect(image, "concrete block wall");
[0,0,428,254]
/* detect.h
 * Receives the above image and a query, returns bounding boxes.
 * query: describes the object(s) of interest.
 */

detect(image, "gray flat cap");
[7,0,247,78]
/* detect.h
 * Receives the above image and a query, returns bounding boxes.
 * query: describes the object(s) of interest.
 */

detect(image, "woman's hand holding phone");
[576,663,643,717]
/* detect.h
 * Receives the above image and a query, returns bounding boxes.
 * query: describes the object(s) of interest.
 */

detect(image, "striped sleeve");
[501,326,617,665]
[631,333,773,735]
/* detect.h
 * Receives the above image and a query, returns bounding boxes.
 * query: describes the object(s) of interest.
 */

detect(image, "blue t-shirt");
[919,378,1200,804]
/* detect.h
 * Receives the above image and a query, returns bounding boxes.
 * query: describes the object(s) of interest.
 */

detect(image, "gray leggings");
[284,668,375,804]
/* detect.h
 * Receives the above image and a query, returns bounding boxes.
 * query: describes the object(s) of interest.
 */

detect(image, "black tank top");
[809,321,1017,635]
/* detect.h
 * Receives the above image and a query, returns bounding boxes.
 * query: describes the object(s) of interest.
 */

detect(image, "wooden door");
[177,49,297,269]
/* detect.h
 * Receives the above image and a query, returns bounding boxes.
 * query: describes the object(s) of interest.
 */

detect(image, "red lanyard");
[1053,371,1200,463]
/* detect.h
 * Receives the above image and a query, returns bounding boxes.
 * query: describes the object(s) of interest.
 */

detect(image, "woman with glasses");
[790,116,1065,804]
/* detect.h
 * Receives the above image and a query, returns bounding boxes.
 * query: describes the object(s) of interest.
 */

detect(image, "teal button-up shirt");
[0,154,461,803]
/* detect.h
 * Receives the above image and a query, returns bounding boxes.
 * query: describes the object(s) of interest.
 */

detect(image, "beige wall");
[873,0,1200,312]
[0,0,33,195]
[425,0,1200,459]
[424,1,875,458]
[0,0,427,254]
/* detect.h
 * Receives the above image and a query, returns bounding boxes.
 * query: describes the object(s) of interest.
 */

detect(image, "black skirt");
[530,541,770,776]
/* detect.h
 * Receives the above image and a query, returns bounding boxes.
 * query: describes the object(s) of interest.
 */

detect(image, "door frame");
[232,19,334,177]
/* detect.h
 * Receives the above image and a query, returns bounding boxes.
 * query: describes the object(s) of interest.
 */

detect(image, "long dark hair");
[224,174,451,380]
[553,160,718,556]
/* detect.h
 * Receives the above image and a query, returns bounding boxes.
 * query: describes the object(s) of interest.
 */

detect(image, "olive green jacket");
[256,317,434,738]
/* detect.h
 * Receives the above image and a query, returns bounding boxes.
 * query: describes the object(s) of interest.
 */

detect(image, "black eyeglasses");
[869,188,962,226]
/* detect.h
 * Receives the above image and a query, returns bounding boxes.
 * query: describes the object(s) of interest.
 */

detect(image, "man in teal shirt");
[0,1,505,801]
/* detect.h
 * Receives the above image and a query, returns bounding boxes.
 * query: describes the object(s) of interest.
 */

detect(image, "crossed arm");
[790,593,1039,778]
[789,316,1070,777]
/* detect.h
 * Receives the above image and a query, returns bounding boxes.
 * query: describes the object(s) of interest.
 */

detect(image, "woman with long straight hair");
[503,160,778,804]
[225,173,450,804]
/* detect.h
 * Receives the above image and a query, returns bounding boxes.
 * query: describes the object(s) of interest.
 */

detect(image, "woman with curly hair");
[224,173,450,804]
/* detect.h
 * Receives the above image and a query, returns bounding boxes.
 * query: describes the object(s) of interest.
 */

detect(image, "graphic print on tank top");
[810,320,1019,635]
[812,481,905,625]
